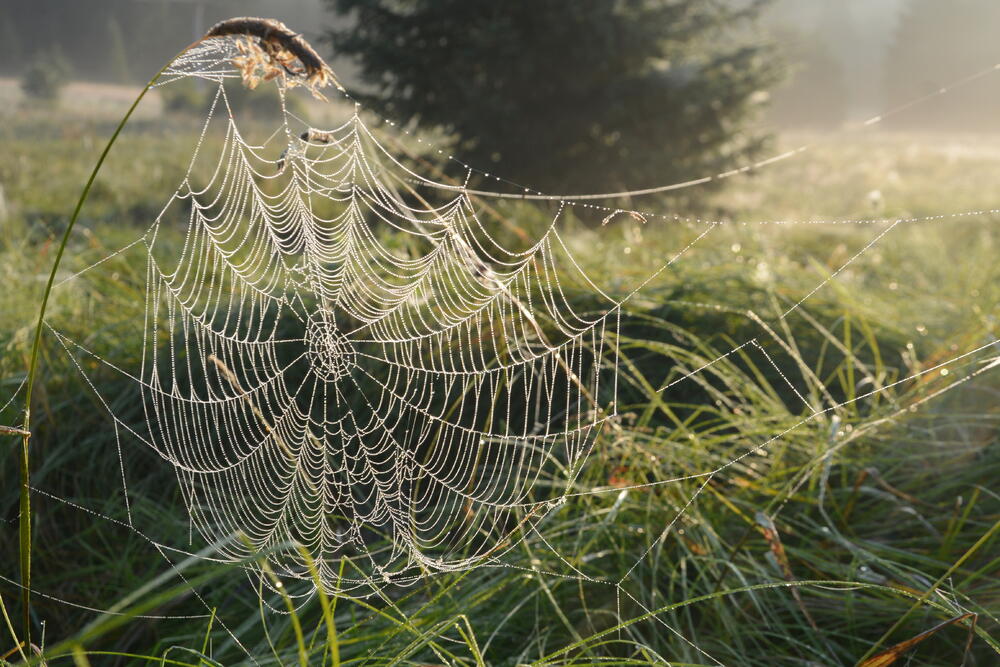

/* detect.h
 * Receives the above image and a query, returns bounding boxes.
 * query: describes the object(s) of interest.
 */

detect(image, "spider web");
[50,41,626,598]
[21,36,1000,661]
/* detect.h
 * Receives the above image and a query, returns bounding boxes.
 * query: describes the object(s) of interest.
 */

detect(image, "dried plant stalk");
[204,17,343,99]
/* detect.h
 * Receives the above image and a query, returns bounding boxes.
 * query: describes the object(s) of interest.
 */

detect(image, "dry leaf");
[860,613,976,667]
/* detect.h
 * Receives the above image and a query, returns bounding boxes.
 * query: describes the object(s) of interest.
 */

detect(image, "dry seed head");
[203,17,344,100]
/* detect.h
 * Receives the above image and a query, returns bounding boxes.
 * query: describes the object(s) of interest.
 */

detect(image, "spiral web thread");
[27,37,1000,660]
[49,41,624,598]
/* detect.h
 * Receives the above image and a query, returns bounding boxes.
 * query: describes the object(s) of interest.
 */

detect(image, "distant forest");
[0,0,331,84]
[884,0,1000,130]
[764,0,1000,129]
[3,0,999,130]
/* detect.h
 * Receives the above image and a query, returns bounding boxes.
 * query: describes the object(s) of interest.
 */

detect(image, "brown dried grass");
[204,17,343,100]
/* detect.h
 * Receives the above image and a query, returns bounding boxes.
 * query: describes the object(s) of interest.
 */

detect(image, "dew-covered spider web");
[51,40,628,598]
[17,32,1000,661]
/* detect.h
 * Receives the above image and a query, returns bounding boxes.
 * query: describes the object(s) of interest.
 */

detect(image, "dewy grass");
[12,16,342,649]
[15,56,173,651]
[4,19,999,667]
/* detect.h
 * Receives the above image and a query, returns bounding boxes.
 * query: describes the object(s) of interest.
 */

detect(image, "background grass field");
[1,80,999,665]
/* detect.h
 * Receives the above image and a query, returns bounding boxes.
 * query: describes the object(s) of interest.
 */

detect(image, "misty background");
[3,2,1000,664]
[2,0,999,131]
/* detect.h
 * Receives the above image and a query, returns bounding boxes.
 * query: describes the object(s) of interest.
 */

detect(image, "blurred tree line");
[5,0,996,194]
[766,0,1000,131]
[764,25,849,130]
[763,2,855,129]
[885,0,1000,130]
[329,0,783,195]
[0,0,328,84]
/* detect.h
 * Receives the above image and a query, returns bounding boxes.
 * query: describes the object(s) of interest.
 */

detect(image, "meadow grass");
[0,91,998,665]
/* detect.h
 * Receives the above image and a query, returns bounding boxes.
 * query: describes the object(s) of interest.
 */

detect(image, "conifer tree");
[329,0,782,195]
[107,15,132,84]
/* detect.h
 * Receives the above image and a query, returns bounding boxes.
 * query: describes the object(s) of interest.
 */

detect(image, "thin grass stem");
[16,45,194,649]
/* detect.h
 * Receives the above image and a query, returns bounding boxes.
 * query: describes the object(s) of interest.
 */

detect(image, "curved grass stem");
[16,46,196,648]
[17,17,334,647]
[16,17,342,645]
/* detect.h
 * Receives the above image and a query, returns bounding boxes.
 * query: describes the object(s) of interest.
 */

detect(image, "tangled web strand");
[104,40,622,596]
